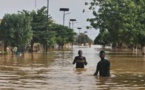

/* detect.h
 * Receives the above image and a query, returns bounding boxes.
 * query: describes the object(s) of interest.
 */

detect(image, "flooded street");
[0,45,145,90]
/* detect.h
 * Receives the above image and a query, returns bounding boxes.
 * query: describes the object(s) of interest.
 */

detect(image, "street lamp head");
[60,8,69,11]
[77,27,82,29]
[70,19,76,21]
[59,8,69,26]
[84,31,87,33]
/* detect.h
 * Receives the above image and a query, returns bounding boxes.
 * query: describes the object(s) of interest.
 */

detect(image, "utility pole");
[59,8,69,26]
[46,0,49,52]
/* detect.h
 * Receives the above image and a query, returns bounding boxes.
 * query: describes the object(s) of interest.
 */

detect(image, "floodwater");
[0,45,145,90]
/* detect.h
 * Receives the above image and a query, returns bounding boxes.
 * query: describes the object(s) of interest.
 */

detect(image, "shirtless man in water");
[73,50,87,68]
[94,50,110,77]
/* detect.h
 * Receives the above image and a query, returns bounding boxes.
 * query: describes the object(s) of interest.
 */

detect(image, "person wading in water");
[94,50,110,77]
[73,50,87,68]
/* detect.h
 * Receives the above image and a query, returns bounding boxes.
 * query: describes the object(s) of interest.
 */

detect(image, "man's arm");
[84,57,87,65]
[94,63,99,75]
[106,60,110,76]
[72,57,76,64]
[94,69,98,75]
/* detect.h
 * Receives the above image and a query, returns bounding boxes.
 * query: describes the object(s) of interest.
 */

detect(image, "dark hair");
[78,50,82,54]
[100,50,105,55]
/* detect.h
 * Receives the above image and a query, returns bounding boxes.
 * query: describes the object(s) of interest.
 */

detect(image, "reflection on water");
[74,68,87,74]
[0,45,145,90]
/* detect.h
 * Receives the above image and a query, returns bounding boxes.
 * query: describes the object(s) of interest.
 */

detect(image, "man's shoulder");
[104,59,109,61]
[75,56,86,60]
[104,59,110,63]
[75,56,85,58]
[99,59,110,62]
[82,56,86,58]
[75,56,80,59]
[75,56,81,58]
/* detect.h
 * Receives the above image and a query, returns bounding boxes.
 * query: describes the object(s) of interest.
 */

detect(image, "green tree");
[86,0,145,49]
[76,33,92,45]
[21,6,54,52]
[94,30,111,47]
[135,0,145,49]
[0,13,32,51]
[50,23,76,49]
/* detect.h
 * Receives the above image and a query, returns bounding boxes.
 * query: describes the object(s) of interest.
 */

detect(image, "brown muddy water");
[0,45,145,90]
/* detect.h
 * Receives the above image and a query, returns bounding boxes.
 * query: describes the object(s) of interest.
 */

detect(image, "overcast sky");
[0,0,99,40]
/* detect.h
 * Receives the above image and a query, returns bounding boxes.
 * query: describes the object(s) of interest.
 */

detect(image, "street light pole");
[70,19,76,29]
[69,19,76,48]
[77,27,82,35]
[60,8,69,26]
[47,0,49,31]
[46,0,49,52]
[77,27,82,46]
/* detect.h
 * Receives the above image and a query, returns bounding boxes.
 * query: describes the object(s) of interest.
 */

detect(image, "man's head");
[78,50,83,56]
[99,50,105,59]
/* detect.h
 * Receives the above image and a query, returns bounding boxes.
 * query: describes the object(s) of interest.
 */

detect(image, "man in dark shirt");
[94,50,110,77]
[73,50,87,68]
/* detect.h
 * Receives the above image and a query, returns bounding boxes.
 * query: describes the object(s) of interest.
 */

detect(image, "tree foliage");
[94,30,111,46]
[76,33,92,45]
[21,6,54,51]
[50,23,76,48]
[86,0,145,48]
[0,6,77,52]
[0,13,33,51]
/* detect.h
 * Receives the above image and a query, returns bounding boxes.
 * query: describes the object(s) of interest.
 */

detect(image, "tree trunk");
[4,42,8,52]
[30,41,34,52]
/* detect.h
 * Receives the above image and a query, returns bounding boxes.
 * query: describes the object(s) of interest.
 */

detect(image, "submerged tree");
[75,33,92,45]
[21,6,54,52]
[0,13,33,52]
[50,23,76,49]
[94,30,111,47]
[86,0,145,49]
